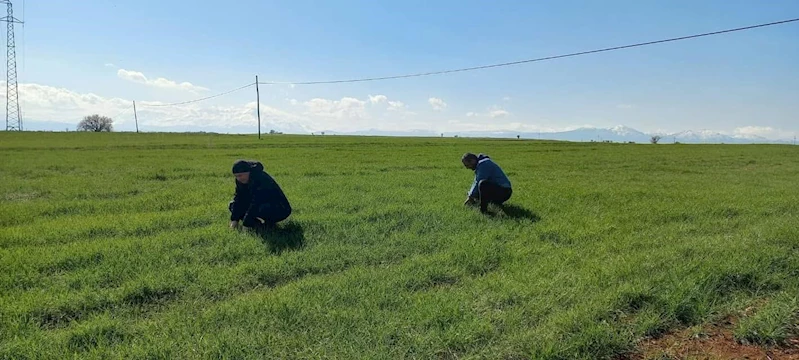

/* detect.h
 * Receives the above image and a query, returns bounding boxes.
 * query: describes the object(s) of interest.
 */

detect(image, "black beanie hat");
[232,160,252,174]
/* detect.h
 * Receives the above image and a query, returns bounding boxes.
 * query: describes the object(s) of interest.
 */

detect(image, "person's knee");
[228,201,235,212]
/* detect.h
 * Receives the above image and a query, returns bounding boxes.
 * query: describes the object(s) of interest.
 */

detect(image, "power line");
[108,105,133,120]
[257,17,799,86]
[123,17,798,109]
[138,82,255,107]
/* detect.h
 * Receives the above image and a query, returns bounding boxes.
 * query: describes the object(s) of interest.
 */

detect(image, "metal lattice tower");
[1,0,22,131]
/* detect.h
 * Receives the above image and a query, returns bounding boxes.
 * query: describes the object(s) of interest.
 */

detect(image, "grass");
[735,292,799,346]
[0,131,797,359]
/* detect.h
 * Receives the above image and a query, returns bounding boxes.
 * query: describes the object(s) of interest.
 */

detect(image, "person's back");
[229,160,292,229]
[472,153,511,189]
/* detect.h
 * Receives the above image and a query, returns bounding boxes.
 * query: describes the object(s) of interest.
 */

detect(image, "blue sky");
[10,0,799,138]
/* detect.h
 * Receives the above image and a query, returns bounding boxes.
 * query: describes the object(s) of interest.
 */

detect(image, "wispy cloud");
[104,63,116,68]
[466,106,510,119]
[303,97,367,119]
[488,109,509,118]
[616,104,634,109]
[117,69,209,93]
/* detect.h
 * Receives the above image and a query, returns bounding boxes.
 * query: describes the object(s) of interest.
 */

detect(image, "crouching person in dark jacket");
[461,153,512,214]
[228,160,292,230]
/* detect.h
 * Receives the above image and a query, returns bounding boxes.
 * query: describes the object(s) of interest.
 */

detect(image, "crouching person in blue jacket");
[461,153,512,214]
[228,160,292,230]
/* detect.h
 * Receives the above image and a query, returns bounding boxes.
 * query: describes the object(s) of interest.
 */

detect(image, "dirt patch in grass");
[623,316,799,360]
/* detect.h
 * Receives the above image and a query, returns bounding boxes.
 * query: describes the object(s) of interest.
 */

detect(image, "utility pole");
[1,0,22,131]
[256,75,261,140]
[133,101,139,133]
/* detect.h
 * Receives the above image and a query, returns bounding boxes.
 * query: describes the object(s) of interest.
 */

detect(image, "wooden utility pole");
[133,101,139,133]
[256,75,261,140]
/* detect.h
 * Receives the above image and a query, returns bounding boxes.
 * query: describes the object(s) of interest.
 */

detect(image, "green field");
[1,132,797,359]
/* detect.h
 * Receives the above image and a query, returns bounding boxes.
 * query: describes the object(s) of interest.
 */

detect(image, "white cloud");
[104,63,116,68]
[8,82,311,132]
[616,104,634,109]
[14,83,131,125]
[31,83,783,138]
[367,94,413,115]
[733,126,795,140]
[9,83,523,134]
[117,69,209,93]
[502,96,512,102]
[368,95,388,104]
[138,101,311,132]
[428,97,447,111]
[303,97,367,120]
[387,100,406,112]
[489,109,509,118]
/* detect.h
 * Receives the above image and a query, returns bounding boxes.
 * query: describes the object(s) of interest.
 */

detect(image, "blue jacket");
[468,154,512,198]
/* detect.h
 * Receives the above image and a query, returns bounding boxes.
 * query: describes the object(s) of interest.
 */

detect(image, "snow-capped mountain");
[549,126,651,143]
[670,130,729,143]
[609,125,643,137]
[666,130,776,144]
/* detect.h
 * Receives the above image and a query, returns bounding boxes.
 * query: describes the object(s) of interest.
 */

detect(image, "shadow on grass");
[492,203,541,223]
[256,222,305,254]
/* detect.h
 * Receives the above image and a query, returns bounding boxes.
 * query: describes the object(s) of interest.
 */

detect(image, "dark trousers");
[478,180,512,212]
[229,201,291,228]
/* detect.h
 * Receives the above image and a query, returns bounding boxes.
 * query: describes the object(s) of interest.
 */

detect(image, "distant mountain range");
[20,120,795,144]
[320,125,795,144]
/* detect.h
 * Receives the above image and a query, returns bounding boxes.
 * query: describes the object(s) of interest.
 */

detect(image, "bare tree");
[650,135,662,144]
[77,114,114,132]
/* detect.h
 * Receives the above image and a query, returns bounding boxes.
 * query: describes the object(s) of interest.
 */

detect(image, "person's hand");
[229,220,239,229]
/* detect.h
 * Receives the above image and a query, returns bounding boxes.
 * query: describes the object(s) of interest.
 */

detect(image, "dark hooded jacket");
[230,161,291,224]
